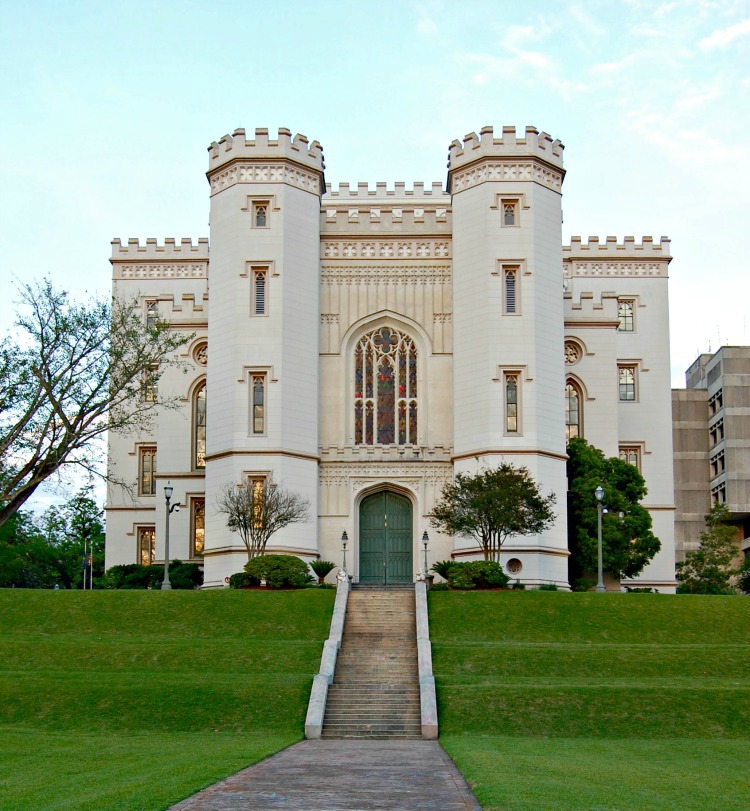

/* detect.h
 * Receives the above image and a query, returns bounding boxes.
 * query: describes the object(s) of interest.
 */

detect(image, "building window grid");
[505,373,519,434]
[254,203,268,227]
[502,201,517,226]
[709,390,723,416]
[618,366,636,401]
[504,268,518,314]
[565,381,581,439]
[138,447,157,496]
[710,451,725,479]
[354,326,418,446]
[145,301,159,330]
[138,527,155,566]
[711,484,726,505]
[252,375,266,434]
[709,419,724,448]
[618,300,635,332]
[253,270,267,315]
[194,384,206,469]
[142,367,158,403]
[619,446,641,471]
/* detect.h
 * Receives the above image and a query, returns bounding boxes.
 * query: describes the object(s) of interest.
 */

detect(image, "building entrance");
[359,491,413,584]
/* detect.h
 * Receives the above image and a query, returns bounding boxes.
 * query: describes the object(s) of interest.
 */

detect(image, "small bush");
[736,562,750,595]
[625,586,658,594]
[429,582,450,591]
[244,554,313,589]
[512,579,526,590]
[572,577,594,592]
[102,562,203,590]
[228,572,250,589]
[310,560,337,583]
[445,561,511,590]
[431,560,454,580]
[538,583,559,591]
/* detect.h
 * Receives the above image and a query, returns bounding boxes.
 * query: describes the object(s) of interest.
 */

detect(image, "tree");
[566,437,660,581]
[0,280,190,527]
[676,504,739,594]
[216,476,310,559]
[428,464,556,563]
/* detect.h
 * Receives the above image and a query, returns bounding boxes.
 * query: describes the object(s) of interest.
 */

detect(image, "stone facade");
[105,125,677,591]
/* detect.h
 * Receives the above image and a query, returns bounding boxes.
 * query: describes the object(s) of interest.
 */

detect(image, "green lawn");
[0,589,334,810]
[430,591,750,811]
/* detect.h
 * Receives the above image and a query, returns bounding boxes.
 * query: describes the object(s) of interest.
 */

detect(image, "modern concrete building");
[673,347,750,562]
[105,125,677,591]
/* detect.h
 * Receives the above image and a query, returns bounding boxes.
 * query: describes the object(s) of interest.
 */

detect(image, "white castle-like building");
[105,125,677,591]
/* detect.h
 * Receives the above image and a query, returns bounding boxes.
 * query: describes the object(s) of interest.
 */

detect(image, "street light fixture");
[595,485,606,593]
[341,530,348,572]
[162,483,180,591]
[422,530,429,575]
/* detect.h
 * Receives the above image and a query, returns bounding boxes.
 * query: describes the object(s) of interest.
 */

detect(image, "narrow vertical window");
[142,367,158,403]
[505,374,519,433]
[139,447,157,496]
[253,270,267,315]
[254,203,268,227]
[194,383,206,469]
[138,527,155,565]
[503,203,516,225]
[504,268,517,314]
[252,375,265,434]
[146,301,159,330]
[565,381,581,439]
[192,499,205,557]
[618,366,636,401]
[618,300,634,332]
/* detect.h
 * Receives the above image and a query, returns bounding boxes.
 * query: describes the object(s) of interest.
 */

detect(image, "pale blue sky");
[1,0,748,393]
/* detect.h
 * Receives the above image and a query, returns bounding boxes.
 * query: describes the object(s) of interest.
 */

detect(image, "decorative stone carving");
[118,264,207,279]
[320,240,452,261]
[209,162,320,195]
[194,342,208,365]
[564,261,666,278]
[321,266,451,285]
[506,558,523,574]
[451,161,563,192]
[564,341,581,365]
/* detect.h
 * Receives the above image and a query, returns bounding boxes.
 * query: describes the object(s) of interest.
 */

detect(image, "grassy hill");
[430,590,750,811]
[0,589,334,810]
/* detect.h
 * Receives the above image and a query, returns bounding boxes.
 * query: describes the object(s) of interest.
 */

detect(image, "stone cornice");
[564,260,668,278]
[208,158,322,197]
[450,158,563,194]
[321,265,451,285]
[114,262,208,280]
[321,239,451,260]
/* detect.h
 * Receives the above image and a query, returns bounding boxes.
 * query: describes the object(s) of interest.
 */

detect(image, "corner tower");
[203,128,324,587]
[448,126,569,586]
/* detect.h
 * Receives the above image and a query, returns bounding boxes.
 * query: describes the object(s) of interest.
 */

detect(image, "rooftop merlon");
[447,125,565,171]
[207,127,325,173]
[324,181,448,200]
[564,236,671,257]
[110,237,209,260]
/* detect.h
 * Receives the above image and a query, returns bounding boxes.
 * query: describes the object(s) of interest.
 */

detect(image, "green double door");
[359,491,413,584]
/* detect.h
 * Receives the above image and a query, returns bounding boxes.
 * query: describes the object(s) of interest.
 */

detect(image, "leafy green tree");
[567,437,660,581]
[676,504,739,594]
[0,280,190,528]
[0,510,54,588]
[428,464,556,563]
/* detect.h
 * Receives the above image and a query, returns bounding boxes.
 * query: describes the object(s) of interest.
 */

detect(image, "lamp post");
[422,530,429,575]
[162,483,180,591]
[341,530,348,572]
[595,485,606,593]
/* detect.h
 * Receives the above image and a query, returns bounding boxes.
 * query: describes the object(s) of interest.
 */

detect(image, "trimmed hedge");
[229,554,313,589]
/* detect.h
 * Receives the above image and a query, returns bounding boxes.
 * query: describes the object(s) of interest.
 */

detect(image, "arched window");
[194,383,206,469]
[565,381,581,439]
[354,326,417,445]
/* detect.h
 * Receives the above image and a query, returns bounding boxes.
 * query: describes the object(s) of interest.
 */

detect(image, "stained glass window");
[139,447,156,496]
[354,326,418,445]
[192,499,205,556]
[138,527,155,565]
[194,384,206,469]
[565,381,581,439]
[252,375,265,434]
[505,375,519,433]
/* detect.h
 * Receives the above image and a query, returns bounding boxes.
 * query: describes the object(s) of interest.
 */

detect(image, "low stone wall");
[415,581,438,740]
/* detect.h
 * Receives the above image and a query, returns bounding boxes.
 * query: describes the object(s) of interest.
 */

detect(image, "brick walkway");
[170,739,480,810]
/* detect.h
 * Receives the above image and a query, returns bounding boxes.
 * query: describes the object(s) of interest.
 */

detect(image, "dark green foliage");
[243,554,313,588]
[738,559,750,595]
[103,561,202,590]
[538,583,559,591]
[310,559,336,583]
[626,587,657,593]
[228,572,250,589]
[443,560,511,590]
[676,504,739,594]
[431,560,454,579]
[429,582,450,591]
[512,580,526,590]
[566,437,660,580]
[572,577,594,592]
[429,464,556,563]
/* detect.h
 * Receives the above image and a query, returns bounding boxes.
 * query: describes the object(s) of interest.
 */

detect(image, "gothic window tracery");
[354,327,418,445]
[565,380,582,439]
[194,383,207,469]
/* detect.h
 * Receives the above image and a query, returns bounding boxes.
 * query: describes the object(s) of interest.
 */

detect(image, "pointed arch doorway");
[359,490,413,584]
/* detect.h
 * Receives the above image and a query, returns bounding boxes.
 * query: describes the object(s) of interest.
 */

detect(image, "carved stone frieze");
[451,161,563,192]
[319,462,453,489]
[565,261,667,278]
[321,265,451,286]
[433,313,452,323]
[209,161,321,195]
[321,240,451,260]
[118,264,207,279]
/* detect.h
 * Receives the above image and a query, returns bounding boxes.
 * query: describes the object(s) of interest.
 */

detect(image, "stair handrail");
[415,580,439,740]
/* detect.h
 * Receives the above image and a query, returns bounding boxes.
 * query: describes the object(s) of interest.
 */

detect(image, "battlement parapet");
[448,125,564,172]
[207,127,324,173]
[111,237,209,260]
[564,236,671,258]
[324,181,449,200]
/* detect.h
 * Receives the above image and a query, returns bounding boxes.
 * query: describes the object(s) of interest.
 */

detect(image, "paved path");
[170,739,480,810]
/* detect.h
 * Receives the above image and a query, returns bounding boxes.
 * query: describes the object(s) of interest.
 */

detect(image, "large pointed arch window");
[194,383,207,469]
[565,380,582,440]
[354,326,418,445]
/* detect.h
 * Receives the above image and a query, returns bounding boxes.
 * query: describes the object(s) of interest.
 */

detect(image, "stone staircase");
[321,588,421,739]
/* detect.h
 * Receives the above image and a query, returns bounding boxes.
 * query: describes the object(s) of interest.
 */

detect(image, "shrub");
[738,563,750,596]
[445,561,511,590]
[243,554,313,589]
[572,577,593,593]
[102,562,203,590]
[429,581,450,591]
[512,579,526,590]
[431,560,454,580]
[310,560,337,584]
[228,572,250,589]
[538,583,559,591]
[625,586,657,593]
